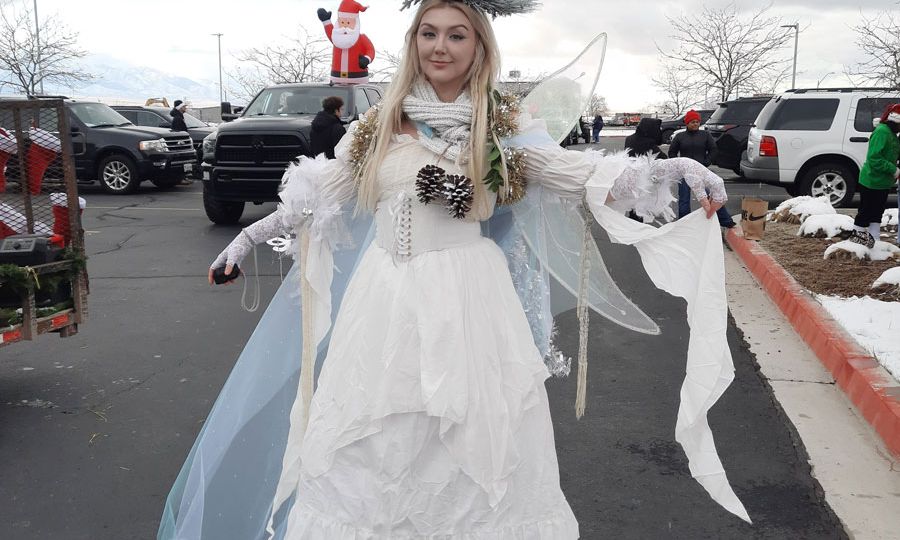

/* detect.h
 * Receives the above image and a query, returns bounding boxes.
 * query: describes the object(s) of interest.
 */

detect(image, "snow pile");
[872,267,900,291]
[824,240,900,261]
[816,294,900,383]
[882,208,898,231]
[771,196,835,224]
[798,214,854,238]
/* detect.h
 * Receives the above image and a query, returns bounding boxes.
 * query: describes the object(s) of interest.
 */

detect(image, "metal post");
[782,24,799,90]
[792,26,799,89]
[33,0,43,95]
[212,33,224,104]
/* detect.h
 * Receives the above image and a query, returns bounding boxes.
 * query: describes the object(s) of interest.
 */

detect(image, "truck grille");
[164,135,193,152]
[216,134,304,165]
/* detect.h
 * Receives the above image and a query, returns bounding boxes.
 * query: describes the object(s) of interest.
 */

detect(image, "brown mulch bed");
[757,221,900,302]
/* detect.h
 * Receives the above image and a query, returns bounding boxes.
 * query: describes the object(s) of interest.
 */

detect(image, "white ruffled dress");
[282,134,585,538]
[190,117,750,539]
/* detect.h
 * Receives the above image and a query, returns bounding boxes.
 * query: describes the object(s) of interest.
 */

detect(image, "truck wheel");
[98,154,140,194]
[203,184,244,224]
[798,162,856,207]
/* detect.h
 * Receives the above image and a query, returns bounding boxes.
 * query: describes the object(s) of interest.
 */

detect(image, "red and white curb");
[726,229,900,457]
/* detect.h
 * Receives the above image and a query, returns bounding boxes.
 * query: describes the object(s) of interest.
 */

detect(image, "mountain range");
[45,54,221,106]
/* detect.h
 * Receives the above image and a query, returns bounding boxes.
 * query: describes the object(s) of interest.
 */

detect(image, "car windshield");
[69,102,131,127]
[243,87,352,116]
[707,100,769,125]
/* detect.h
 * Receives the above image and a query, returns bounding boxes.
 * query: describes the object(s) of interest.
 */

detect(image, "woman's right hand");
[208,232,253,285]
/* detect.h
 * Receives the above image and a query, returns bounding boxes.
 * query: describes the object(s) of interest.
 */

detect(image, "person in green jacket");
[850,103,900,248]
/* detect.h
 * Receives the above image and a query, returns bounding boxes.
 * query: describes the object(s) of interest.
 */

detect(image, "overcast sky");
[11,0,900,110]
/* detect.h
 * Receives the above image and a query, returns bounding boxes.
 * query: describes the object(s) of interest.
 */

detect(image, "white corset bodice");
[372,136,493,260]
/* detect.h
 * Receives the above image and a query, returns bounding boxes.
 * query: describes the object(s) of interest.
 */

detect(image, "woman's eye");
[450,34,466,41]
[421,31,436,38]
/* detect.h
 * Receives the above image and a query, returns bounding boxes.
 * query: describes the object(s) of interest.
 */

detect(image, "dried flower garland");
[347,90,529,212]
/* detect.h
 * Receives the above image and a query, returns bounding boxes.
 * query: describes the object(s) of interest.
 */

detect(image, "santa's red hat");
[880,103,900,124]
[684,110,701,124]
[337,0,367,17]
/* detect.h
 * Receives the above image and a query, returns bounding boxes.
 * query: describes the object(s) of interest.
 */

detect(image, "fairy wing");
[521,33,607,144]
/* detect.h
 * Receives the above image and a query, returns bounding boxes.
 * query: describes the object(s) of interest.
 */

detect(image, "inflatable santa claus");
[317,0,376,85]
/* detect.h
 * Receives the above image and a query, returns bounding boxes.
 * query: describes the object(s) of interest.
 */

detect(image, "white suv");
[741,88,900,206]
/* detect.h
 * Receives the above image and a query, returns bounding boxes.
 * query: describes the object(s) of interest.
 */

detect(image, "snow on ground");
[824,240,900,261]
[816,294,900,384]
[873,267,900,288]
[770,195,835,223]
[798,214,854,238]
[882,208,898,228]
[790,198,836,220]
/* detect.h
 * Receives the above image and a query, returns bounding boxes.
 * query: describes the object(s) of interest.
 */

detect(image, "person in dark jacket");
[170,100,188,132]
[310,96,347,159]
[579,117,591,144]
[622,118,666,222]
[669,109,735,228]
[591,114,604,143]
[624,117,667,159]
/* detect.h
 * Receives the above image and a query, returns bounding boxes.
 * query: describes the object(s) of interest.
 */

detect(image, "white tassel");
[575,201,593,419]
[299,230,315,431]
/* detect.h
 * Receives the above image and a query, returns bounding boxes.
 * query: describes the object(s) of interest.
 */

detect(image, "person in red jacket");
[317,0,376,84]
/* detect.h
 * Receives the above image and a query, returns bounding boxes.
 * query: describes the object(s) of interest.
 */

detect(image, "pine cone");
[415,164,446,204]
[442,174,474,219]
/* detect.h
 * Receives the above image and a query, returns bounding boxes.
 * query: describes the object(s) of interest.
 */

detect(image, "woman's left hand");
[699,197,724,219]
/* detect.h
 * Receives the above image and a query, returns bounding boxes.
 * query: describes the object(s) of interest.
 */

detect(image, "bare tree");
[845,10,900,88]
[587,94,608,115]
[370,50,402,83]
[227,26,330,103]
[659,3,794,101]
[0,1,92,94]
[651,61,703,116]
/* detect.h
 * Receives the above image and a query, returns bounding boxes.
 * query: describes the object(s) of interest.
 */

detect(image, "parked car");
[0,97,196,194]
[112,105,215,178]
[659,109,713,144]
[201,82,384,224]
[741,87,900,207]
[705,96,772,175]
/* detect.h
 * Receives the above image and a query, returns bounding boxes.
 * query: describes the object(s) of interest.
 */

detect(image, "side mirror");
[233,106,244,114]
[221,113,239,123]
[220,101,232,115]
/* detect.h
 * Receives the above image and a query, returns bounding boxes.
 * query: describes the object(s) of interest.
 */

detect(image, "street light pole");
[33,0,43,95]
[781,23,799,90]
[212,33,224,104]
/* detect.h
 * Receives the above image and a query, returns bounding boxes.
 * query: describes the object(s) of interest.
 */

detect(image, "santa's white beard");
[332,26,360,49]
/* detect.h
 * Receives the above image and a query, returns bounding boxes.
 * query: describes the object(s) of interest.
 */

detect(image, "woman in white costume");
[159,1,751,538]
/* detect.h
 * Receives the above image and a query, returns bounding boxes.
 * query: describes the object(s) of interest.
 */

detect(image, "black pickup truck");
[0,97,197,193]
[201,82,383,224]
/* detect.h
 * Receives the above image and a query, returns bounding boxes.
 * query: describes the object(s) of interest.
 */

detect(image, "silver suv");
[741,88,900,207]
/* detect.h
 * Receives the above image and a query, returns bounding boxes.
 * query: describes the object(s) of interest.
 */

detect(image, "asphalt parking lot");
[0,140,849,539]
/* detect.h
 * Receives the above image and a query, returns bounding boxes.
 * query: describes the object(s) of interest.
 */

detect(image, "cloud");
[17,0,900,111]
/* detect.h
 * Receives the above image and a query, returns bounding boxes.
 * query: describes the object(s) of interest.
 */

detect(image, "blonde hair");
[356,0,501,220]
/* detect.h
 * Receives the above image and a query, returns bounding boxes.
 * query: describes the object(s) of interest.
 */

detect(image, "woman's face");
[687,119,701,131]
[416,6,477,97]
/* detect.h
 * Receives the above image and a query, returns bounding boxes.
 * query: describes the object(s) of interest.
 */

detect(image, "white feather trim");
[278,155,352,256]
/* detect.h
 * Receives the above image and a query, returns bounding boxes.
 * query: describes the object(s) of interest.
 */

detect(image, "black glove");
[358,55,370,69]
[317,8,331,22]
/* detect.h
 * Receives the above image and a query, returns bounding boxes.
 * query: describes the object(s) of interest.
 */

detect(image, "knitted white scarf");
[401,80,473,164]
